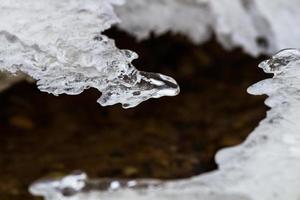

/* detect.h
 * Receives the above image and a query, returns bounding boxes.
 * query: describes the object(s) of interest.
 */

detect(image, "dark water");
[0,30,268,199]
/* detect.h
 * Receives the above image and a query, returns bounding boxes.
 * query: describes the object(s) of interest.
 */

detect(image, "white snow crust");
[116,0,300,56]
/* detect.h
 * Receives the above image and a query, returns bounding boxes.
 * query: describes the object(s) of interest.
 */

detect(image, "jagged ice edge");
[0,0,179,108]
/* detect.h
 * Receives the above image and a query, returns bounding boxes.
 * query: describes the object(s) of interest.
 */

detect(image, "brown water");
[0,31,268,200]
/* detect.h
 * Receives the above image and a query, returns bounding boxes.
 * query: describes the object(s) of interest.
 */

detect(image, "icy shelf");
[30,49,300,200]
[2,0,300,101]
[0,0,179,108]
[116,0,300,56]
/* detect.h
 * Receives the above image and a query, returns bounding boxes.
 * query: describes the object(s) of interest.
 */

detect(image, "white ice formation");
[30,49,300,200]
[0,0,179,108]
[2,0,300,103]
[0,72,29,91]
[116,0,300,56]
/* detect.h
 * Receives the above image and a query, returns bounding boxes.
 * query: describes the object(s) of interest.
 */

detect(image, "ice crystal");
[0,0,179,108]
[30,49,300,200]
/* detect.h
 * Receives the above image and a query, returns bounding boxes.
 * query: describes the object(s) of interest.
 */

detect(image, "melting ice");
[0,0,179,108]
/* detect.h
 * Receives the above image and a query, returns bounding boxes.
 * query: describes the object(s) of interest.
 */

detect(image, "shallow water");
[0,31,268,200]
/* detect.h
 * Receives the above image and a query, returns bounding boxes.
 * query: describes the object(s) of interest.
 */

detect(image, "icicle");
[0,0,179,108]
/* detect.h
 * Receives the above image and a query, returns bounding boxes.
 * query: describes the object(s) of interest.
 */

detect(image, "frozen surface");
[2,0,300,98]
[0,0,179,108]
[30,49,300,200]
[116,0,300,56]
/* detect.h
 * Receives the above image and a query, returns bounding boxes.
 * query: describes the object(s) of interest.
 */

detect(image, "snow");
[116,0,300,56]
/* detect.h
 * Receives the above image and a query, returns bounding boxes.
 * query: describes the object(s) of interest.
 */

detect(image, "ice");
[30,49,300,200]
[30,171,163,199]
[0,0,179,108]
[116,0,300,56]
[2,0,300,98]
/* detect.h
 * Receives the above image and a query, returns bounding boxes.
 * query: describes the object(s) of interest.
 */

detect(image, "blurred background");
[0,29,268,199]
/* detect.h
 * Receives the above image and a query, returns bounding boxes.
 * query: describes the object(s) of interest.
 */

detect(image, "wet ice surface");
[30,49,300,200]
[2,0,300,104]
[30,171,163,199]
[0,0,179,108]
[116,0,300,56]
[2,0,300,105]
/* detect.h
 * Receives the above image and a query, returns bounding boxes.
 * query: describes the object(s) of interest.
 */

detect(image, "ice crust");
[116,0,300,56]
[30,49,300,200]
[0,0,179,108]
[2,0,300,103]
